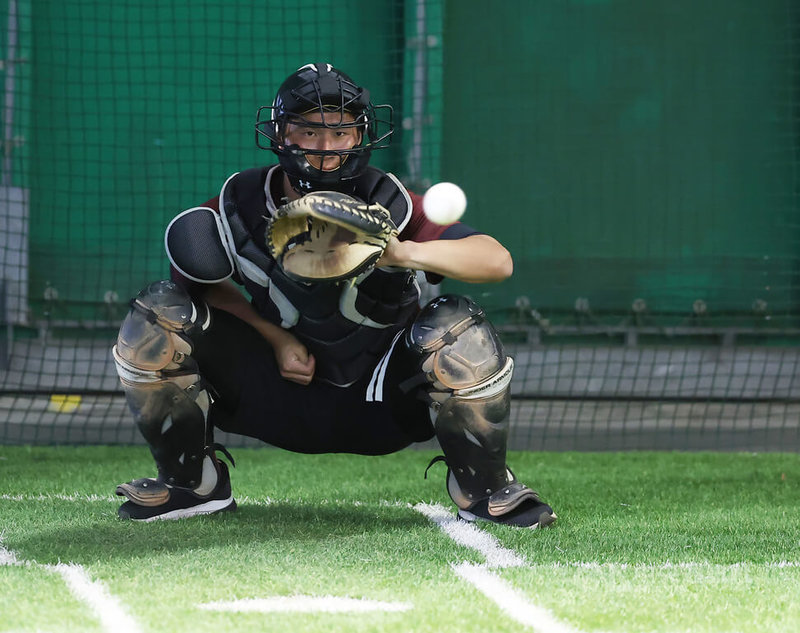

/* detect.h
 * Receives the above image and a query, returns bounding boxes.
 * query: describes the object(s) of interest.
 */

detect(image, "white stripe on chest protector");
[366,330,404,402]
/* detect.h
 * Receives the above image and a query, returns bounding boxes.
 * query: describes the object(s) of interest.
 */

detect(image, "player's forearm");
[389,234,513,283]
[200,281,289,346]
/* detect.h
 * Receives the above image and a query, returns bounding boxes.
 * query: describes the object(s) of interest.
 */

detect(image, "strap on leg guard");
[113,280,216,489]
[116,443,235,507]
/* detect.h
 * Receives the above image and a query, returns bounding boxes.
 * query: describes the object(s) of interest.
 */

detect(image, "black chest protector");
[217,166,420,387]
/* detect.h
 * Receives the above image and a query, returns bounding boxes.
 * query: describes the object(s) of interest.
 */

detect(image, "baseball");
[422,182,467,224]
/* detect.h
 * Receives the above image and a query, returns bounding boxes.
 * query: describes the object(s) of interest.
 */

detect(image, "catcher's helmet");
[255,63,393,193]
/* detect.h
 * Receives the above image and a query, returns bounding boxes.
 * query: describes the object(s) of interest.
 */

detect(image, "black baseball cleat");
[116,460,236,522]
[425,456,557,529]
[457,493,557,529]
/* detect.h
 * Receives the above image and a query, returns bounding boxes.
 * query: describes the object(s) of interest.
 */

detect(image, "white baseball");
[422,182,467,225]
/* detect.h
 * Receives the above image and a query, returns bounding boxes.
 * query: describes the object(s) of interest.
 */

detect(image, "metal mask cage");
[254,103,394,153]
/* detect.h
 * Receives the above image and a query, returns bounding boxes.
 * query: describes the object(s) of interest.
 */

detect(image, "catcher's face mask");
[255,63,393,194]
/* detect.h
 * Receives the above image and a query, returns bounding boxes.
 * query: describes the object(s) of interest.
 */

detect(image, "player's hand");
[376,235,410,268]
[272,333,316,385]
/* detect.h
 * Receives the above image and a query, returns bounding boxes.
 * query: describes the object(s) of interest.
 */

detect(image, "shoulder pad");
[217,169,276,284]
[165,207,234,283]
[352,167,412,233]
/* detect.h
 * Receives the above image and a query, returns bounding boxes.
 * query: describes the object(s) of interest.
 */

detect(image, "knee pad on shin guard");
[112,280,213,488]
[406,295,521,510]
[115,280,210,374]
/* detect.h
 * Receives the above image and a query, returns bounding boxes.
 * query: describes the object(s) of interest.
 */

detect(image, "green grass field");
[1,446,799,633]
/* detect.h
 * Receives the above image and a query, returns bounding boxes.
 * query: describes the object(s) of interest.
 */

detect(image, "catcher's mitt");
[266,191,398,283]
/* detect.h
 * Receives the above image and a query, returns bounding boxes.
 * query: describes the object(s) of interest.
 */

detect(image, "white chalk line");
[413,503,800,633]
[199,595,412,614]
[1,541,142,633]
[1,492,117,502]
[2,494,800,631]
[452,562,581,633]
[0,492,395,506]
[414,502,578,633]
[413,501,526,568]
[46,562,142,633]
[0,492,800,570]
[4,492,799,572]
[1,539,409,621]
[6,492,800,630]
[541,560,800,570]
[0,542,23,566]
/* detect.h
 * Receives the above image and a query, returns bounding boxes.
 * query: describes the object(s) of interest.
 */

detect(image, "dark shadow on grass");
[9,501,431,566]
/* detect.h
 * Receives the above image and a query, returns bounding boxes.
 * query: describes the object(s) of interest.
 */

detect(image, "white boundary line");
[3,494,800,630]
[452,562,580,633]
[199,595,412,613]
[0,492,116,502]
[540,560,800,570]
[414,502,581,633]
[414,501,526,568]
[4,493,799,572]
[4,492,799,572]
[1,543,142,633]
[0,543,23,566]
[46,562,142,633]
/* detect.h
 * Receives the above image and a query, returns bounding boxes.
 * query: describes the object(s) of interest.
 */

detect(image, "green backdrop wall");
[20,0,412,321]
[439,0,799,325]
[3,0,797,327]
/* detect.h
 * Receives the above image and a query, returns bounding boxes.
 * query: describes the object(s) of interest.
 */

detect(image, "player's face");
[283,111,363,172]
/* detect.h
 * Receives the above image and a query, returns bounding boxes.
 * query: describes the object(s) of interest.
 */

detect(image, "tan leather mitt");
[266,191,398,283]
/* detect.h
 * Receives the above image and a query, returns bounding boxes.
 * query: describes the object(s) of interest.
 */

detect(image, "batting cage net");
[1,0,799,450]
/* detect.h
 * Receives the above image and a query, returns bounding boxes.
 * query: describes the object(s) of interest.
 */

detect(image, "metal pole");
[2,0,19,186]
[407,0,427,188]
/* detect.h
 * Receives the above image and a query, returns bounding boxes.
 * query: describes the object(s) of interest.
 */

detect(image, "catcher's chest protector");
[218,166,420,386]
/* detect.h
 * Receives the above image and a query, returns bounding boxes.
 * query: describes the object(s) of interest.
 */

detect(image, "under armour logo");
[299,179,312,189]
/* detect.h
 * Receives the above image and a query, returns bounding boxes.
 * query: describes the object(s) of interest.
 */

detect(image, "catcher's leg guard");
[112,280,235,520]
[405,295,555,528]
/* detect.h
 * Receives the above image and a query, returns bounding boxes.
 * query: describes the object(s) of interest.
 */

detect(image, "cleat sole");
[119,496,236,522]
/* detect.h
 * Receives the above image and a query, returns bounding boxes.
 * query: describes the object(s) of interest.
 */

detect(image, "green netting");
[25,0,410,319]
[1,0,798,450]
[440,0,799,327]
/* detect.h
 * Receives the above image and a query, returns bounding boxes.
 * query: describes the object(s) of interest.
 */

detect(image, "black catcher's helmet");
[255,63,393,194]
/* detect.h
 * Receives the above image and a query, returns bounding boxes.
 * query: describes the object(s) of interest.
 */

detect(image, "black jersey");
[169,165,423,387]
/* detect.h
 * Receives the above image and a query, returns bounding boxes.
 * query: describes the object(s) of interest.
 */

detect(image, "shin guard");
[407,295,545,518]
[112,280,213,488]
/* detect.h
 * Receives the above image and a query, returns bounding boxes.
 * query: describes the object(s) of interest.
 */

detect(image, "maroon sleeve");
[399,189,481,286]
[400,189,480,242]
[201,195,221,212]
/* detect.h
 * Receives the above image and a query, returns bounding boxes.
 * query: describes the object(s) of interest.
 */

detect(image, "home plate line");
[198,596,413,613]
[413,502,582,633]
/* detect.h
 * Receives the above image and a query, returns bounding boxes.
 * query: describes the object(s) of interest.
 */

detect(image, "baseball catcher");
[112,62,556,529]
